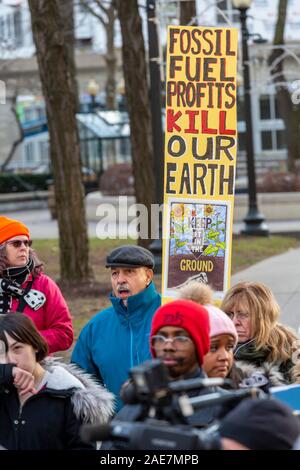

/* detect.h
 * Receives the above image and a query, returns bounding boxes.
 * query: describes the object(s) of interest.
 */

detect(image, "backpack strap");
[17,280,34,313]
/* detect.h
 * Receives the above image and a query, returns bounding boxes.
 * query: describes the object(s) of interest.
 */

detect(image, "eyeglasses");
[6,239,32,249]
[151,335,193,350]
[227,312,249,322]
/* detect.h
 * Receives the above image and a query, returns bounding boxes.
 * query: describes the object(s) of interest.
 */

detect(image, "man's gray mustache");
[117,285,130,292]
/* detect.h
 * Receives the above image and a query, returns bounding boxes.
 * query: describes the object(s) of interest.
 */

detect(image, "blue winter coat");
[71,282,161,412]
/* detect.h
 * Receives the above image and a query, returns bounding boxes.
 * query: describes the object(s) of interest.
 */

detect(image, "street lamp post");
[147,0,164,273]
[232,0,269,236]
[87,79,99,112]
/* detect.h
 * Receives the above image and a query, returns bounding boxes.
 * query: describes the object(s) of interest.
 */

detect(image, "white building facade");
[0,0,300,176]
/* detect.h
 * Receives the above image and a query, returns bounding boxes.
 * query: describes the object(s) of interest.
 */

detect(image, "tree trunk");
[105,3,117,110]
[268,0,300,171]
[180,0,196,25]
[59,0,80,112]
[28,0,92,283]
[116,0,155,247]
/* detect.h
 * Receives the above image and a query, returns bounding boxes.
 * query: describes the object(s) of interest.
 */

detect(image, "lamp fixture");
[232,0,252,9]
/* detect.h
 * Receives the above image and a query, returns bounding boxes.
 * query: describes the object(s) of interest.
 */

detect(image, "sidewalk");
[6,208,300,238]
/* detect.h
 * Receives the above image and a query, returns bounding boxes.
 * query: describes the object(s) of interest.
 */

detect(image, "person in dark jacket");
[0,313,114,450]
[105,299,224,444]
[0,216,73,353]
[71,245,161,412]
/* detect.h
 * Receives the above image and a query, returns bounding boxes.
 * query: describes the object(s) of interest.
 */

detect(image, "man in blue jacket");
[71,245,161,412]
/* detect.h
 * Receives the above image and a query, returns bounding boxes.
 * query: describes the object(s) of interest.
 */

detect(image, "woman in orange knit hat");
[0,216,73,353]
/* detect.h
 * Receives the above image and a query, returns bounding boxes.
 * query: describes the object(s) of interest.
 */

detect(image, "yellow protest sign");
[162,26,238,302]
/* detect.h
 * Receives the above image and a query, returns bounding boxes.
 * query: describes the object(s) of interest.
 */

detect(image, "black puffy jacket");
[0,360,114,450]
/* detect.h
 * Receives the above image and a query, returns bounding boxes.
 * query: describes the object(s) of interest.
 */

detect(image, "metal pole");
[91,94,96,112]
[147,0,164,273]
[240,8,269,236]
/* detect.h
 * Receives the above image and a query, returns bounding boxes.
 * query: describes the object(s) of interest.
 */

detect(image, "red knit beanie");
[150,299,210,365]
[0,216,30,245]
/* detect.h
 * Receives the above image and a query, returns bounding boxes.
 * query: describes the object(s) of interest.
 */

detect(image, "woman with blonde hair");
[221,281,300,387]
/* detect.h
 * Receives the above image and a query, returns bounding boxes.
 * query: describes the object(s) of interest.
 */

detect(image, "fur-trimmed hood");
[291,362,300,384]
[234,360,286,389]
[41,357,115,424]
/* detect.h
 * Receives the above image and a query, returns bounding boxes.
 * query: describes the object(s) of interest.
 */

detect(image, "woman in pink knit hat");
[179,282,237,379]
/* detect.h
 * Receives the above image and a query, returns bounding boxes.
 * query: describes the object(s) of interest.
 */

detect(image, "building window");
[0,17,4,39]
[159,1,179,24]
[39,141,49,163]
[216,0,240,24]
[7,14,12,38]
[260,94,284,121]
[259,92,286,151]
[13,10,22,47]
[24,108,35,122]
[261,130,273,150]
[24,142,34,163]
[37,107,46,121]
[259,95,271,120]
[276,130,287,150]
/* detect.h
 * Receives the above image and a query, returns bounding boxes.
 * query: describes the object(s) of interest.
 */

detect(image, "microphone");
[120,376,231,405]
[170,377,231,392]
[80,423,112,443]
[188,388,263,410]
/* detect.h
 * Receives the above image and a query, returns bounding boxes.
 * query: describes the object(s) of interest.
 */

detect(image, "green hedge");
[0,174,51,193]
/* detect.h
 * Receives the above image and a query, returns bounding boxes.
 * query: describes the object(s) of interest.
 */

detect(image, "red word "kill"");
[167,109,236,136]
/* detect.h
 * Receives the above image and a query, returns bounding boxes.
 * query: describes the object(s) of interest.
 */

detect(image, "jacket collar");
[234,339,270,364]
[41,359,115,423]
[44,366,84,391]
[180,367,205,381]
[109,282,159,324]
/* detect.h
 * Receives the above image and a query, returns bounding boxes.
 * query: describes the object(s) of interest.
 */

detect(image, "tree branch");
[1,92,25,172]
[79,0,107,26]
[92,0,109,16]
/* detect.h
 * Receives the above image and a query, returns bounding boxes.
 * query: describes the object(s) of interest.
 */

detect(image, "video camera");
[81,359,263,450]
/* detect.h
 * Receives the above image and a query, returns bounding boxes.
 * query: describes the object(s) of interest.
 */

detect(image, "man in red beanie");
[150,299,210,380]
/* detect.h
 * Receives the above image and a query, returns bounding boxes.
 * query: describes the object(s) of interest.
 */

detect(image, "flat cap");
[106,245,155,269]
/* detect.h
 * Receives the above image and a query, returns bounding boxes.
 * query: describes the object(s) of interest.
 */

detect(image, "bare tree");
[80,0,117,109]
[28,0,92,284]
[60,0,80,111]
[268,0,300,171]
[115,0,155,247]
[0,85,24,172]
[180,0,197,25]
